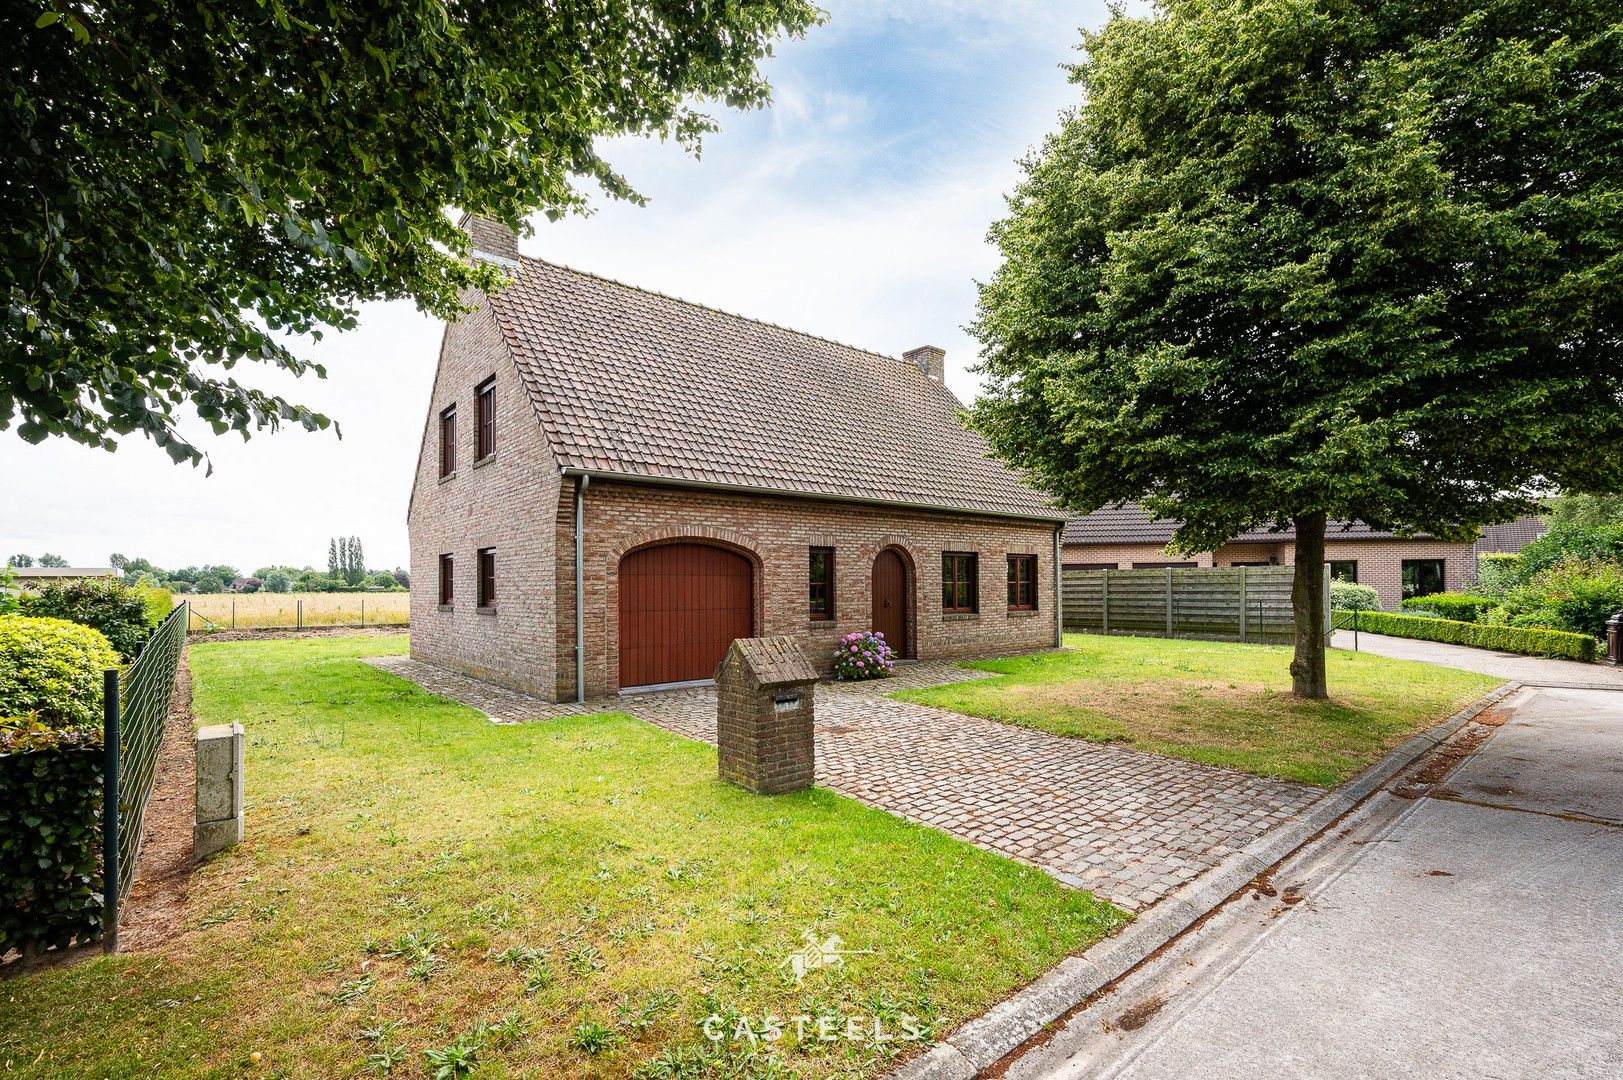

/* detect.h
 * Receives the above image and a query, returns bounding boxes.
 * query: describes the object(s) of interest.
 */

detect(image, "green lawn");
[0,635,1122,1079]
[895,634,1500,787]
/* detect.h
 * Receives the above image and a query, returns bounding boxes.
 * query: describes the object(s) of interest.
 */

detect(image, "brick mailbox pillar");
[715,636,818,794]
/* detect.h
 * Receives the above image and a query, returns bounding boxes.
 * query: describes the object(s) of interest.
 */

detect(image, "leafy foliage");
[968,0,1623,692]
[7,554,33,568]
[36,554,67,568]
[0,615,121,728]
[1398,593,1498,623]
[262,569,292,594]
[18,577,160,660]
[1487,558,1623,641]
[1507,524,1623,586]
[3,0,822,468]
[1544,493,1623,529]
[1329,580,1380,612]
[0,718,105,954]
[1332,609,1596,661]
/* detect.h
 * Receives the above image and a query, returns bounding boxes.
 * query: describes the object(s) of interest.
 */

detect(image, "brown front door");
[871,549,908,657]
[618,543,753,688]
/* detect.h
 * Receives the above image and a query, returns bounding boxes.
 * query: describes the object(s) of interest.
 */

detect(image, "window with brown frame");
[1007,555,1038,610]
[809,547,834,620]
[475,377,495,460]
[941,552,978,614]
[438,554,454,606]
[439,404,457,477]
[477,548,496,608]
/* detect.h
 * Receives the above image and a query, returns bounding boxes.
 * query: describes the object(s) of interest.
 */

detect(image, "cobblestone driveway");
[366,656,1320,911]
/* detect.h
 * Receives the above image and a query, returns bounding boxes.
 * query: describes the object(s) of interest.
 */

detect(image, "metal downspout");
[574,474,589,703]
[1053,525,1064,647]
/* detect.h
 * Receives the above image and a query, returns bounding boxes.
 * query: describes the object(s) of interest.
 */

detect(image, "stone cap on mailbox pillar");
[715,636,819,690]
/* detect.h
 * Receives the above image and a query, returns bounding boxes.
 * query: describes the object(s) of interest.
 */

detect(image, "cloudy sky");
[0,1,1116,575]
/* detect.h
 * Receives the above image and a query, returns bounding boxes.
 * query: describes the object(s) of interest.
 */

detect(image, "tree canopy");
[968,0,1623,695]
[3,0,820,468]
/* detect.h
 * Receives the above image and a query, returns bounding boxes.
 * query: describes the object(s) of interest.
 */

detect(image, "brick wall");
[557,481,1062,700]
[1064,537,1476,611]
[407,295,562,696]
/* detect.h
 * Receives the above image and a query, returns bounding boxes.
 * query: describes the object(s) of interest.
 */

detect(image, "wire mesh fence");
[110,600,186,900]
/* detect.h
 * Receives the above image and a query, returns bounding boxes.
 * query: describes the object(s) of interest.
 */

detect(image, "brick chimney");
[905,345,946,382]
[459,213,520,265]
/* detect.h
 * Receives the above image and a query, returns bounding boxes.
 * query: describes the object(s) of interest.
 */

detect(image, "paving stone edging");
[887,680,1523,1080]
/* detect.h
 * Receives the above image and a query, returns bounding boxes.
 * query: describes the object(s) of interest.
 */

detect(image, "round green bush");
[0,616,121,729]
[1329,579,1380,611]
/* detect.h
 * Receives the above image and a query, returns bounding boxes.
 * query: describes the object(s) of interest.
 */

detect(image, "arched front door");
[619,543,753,688]
[871,548,909,658]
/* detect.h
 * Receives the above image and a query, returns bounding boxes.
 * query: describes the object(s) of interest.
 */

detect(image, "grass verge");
[0,635,1122,1079]
[894,634,1500,787]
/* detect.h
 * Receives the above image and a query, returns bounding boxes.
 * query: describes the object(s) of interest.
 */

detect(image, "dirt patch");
[1113,995,1165,1032]
[189,625,404,644]
[118,651,198,951]
[1393,722,1496,797]
[1424,869,1455,877]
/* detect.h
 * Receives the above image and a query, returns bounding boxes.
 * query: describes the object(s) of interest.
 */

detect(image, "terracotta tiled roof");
[1063,502,1425,546]
[484,256,1063,521]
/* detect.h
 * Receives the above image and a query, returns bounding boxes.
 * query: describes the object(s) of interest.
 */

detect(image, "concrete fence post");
[1101,570,1111,635]
[195,723,244,860]
[1238,566,1248,643]
[1165,567,1174,638]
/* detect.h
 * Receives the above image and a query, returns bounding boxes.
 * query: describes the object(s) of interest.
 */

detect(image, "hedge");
[1400,593,1500,622]
[19,577,161,661]
[0,718,105,954]
[0,616,122,729]
[1333,610,1596,662]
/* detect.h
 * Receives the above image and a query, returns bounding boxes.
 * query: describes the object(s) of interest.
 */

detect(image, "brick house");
[1062,503,1546,611]
[408,220,1064,702]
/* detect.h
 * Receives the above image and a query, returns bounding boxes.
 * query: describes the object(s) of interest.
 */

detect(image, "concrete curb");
[885,680,1523,1080]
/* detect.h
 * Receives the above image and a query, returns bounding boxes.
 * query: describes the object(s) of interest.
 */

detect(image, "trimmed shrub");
[0,717,105,953]
[1329,580,1380,611]
[0,616,121,729]
[1489,558,1623,641]
[832,631,896,681]
[1400,592,1498,622]
[1333,609,1596,661]
[19,577,159,661]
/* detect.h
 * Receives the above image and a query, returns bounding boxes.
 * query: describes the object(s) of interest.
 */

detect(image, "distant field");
[185,591,409,630]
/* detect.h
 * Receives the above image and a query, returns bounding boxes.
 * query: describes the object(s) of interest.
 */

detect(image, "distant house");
[1062,503,1547,610]
[408,218,1065,702]
[7,566,119,589]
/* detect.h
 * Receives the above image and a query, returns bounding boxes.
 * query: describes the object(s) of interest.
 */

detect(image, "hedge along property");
[409,218,1065,702]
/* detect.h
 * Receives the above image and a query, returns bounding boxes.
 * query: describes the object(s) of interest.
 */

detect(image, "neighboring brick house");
[408,220,1064,702]
[1062,503,1546,611]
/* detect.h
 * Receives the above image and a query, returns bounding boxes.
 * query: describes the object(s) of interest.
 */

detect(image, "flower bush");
[832,630,895,681]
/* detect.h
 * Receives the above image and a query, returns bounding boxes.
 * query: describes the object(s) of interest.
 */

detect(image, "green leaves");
[3,0,822,467]
[969,0,1623,550]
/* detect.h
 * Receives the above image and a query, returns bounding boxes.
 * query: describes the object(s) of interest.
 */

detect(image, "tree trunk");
[1290,511,1329,699]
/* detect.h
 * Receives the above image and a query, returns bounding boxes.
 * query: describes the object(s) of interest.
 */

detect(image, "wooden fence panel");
[1061,565,1323,644]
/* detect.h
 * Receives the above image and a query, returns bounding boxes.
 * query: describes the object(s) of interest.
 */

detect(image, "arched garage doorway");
[618,543,754,689]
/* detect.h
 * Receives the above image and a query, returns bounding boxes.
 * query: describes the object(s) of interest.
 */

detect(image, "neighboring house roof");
[480,255,1063,522]
[1064,503,1547,549]
[8,566,118,579]
[1474,515,1548,554]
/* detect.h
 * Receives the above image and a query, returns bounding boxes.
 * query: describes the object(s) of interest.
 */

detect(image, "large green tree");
[4,0,819,468]
[969,0,1623,698]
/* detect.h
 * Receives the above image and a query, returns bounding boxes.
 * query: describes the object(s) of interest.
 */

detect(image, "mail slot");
[715,636,818,794]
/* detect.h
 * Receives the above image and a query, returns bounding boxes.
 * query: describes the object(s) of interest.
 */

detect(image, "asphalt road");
[1006,685,1623,1080]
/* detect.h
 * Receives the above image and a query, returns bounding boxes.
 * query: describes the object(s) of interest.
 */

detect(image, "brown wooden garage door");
[618,543,754,689]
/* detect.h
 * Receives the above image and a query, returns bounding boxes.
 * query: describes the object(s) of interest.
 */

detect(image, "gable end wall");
[408,295,561,695]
